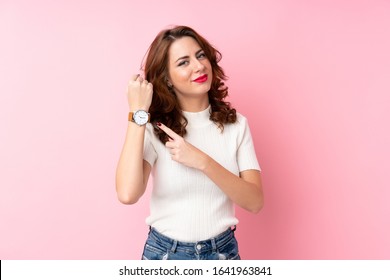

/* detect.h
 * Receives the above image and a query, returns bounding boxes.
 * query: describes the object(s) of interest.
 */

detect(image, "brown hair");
[144,25,237,143]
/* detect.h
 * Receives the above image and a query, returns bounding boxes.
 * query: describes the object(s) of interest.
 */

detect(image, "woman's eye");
[178,60,188,66]
[197,53,206,59]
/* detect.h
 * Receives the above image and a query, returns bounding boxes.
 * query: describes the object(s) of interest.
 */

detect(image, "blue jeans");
[141,226,241,260]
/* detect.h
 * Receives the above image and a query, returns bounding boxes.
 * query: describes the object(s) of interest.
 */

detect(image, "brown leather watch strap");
[128,112,134,121]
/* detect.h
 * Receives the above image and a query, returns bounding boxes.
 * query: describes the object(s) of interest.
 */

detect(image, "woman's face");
[167,36,212,102]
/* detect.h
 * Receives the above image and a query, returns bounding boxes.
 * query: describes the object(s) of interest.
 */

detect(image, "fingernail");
[157,122,161,126]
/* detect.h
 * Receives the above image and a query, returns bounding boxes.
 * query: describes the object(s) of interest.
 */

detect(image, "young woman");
[116,25,263,260]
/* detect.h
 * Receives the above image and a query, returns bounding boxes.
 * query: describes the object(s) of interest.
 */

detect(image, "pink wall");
[1,0,389,259]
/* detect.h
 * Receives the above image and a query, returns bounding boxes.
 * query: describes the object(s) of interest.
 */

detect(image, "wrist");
[129,106,149,112]
[198,154,212,172]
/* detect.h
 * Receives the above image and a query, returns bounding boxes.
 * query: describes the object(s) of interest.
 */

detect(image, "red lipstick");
[193,74,208,83]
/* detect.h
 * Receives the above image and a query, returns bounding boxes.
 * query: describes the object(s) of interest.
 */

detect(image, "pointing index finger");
[157,122,179,140]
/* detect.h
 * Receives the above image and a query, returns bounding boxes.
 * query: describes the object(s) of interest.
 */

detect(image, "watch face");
[133,110,149,125]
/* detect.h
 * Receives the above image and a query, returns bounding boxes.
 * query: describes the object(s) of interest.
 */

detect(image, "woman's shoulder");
[233,111,249,126]
[223,111,249,134]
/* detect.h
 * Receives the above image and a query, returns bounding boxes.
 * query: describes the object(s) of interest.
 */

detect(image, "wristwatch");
[129,110,150,126]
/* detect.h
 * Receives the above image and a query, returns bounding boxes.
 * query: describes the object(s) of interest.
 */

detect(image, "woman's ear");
[165,76,173,88]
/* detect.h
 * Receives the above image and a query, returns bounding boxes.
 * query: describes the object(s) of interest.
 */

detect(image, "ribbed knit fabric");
[143,106,260,242]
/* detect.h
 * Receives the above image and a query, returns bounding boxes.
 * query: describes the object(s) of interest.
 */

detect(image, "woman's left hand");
[157,123,209,170]
[157,123,263,213]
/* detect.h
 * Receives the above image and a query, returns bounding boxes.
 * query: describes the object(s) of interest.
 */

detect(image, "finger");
[157,123,179,140]
[133,74,143,82]
[165,141,176,149]
[130,74,140,81]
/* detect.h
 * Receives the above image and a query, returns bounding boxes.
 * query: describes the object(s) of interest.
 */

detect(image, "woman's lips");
[193,74,208,83]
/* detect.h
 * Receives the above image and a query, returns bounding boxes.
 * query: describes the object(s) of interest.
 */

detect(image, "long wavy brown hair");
[144,25,237,143]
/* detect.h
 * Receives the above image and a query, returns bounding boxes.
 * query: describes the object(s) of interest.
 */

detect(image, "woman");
[116,25,263,260]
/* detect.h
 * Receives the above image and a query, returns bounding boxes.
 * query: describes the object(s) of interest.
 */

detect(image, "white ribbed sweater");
[143,106,260,242]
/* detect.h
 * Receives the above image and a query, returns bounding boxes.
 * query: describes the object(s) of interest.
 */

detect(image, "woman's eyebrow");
[175,55,189,63]
[175,49,203,63]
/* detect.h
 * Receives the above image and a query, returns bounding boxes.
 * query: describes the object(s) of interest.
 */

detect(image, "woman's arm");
[115,123,152,204]
[157,122,264,213]
[115,74,153,204]
[202,160,263,213]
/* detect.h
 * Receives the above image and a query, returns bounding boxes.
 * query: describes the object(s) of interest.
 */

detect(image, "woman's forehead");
[168,37,202,61]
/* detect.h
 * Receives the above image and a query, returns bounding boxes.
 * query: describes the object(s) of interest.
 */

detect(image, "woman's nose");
[193,60,205,72]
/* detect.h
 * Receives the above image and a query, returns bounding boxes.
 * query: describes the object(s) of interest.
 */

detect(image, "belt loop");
[170,240,178,253]
[232,225,237,232]
[211,238,217,253]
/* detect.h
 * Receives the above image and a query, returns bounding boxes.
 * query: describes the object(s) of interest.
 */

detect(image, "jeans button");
[196,244,202,250]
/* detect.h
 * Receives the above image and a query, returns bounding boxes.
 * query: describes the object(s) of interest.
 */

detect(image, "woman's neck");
[178,96,209,112]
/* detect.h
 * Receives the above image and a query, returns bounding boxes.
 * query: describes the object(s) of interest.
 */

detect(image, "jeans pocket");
[142,242,169,260]
[218,237,241,260]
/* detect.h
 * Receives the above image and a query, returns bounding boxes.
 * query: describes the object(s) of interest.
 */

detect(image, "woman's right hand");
[127,74,153,111]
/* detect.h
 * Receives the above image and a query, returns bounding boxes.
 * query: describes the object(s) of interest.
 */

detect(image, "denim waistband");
[148,226,237,254]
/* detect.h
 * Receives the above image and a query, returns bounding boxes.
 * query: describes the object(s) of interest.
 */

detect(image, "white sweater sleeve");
[143,123,157,167]
[236,115,261,172]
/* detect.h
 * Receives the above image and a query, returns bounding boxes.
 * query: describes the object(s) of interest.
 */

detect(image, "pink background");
[1,0,389,259]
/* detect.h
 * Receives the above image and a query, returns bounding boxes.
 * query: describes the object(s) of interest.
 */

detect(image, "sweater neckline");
[182,105,211,127]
